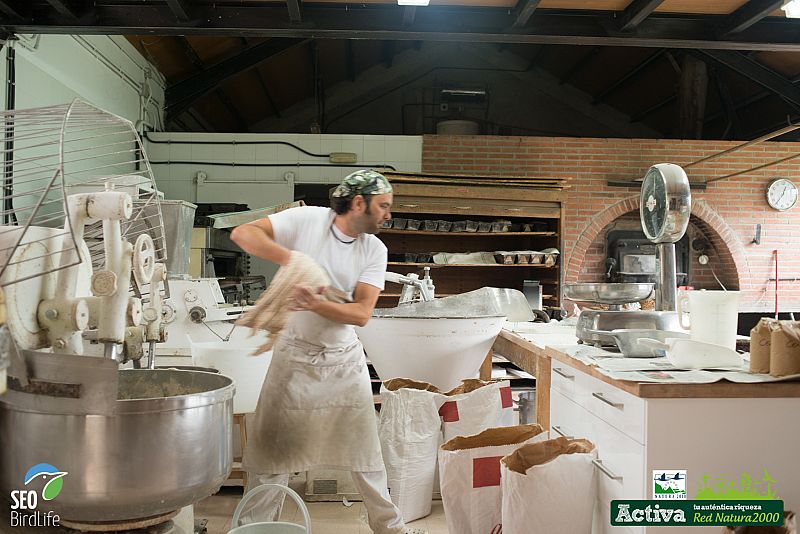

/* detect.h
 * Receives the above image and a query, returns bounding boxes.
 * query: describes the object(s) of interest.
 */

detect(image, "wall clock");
[766,178,797,211]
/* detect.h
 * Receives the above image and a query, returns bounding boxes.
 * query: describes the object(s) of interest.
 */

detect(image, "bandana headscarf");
[331,170,393,198]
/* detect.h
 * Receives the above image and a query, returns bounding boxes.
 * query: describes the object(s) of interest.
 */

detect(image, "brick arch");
[565,196,749,289]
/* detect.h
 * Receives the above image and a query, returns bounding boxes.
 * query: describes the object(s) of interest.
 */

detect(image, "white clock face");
[767,179,798,211]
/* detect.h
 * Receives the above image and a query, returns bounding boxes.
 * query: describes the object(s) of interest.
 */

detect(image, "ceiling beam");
[711,67,742,139]
[0,1,24,19]
[691,49,800,109]
[705,72,800,124]
[402,6,416,26]
[560,46,601,85]
[382,40,396,68]
[177,36,204,69]
[165,0,192,22]
[631,94,675,122]
[44,0,80,20]
[617,0,666,32]
[593,49,665,104]
[345,39,355,81]
[216,88,249,131]
[240,37,282,118]
[165,37,306,120]
[286,0,302,24]
[717,0,784,37]
[512,0,542,29]
[7,6,800,52]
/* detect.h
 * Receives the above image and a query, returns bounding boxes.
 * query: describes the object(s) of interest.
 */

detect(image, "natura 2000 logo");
[9,463,68,528]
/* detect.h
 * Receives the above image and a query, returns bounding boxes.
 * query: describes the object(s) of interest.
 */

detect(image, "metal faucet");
[385,267,435,304]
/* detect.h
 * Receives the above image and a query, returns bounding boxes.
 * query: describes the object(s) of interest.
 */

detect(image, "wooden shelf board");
[381,229,557,237]
[387,262,558,268]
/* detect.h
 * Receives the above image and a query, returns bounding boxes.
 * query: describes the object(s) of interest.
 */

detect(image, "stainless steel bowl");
[576,310,683,346]
[564,283,654,305]
[591,328,690,357]
[0,369,235,522]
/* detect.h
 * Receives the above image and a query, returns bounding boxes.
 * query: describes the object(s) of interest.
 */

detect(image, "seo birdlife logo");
[9,463,68,528]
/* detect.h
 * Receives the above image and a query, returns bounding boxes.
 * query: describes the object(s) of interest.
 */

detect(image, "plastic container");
[228,484,311,534]
[190,329,273,413]
[677,290,740,351]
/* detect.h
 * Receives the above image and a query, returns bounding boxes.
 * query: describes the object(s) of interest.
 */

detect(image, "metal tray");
[564,283,654,305]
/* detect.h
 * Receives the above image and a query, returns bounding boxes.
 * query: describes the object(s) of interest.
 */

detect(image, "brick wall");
[422,135,800,312]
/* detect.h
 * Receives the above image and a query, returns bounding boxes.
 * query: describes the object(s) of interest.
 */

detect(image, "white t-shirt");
[269,206,387,347]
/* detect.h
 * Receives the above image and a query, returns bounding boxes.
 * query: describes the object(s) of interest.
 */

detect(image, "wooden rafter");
[617,0,666,32]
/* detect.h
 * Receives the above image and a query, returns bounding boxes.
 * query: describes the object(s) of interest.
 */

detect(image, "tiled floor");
[195,485,448,534]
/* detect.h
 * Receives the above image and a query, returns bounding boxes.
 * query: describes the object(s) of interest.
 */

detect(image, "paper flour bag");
[438,379,515,442]
[770,321,800,377]
[438,424,546,534]
[379,379,443,521]
[750,318,780,373]
[501,437,596,534]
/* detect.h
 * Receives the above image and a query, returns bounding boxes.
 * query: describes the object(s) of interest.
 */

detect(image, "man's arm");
[230,217,292,266]
[292,282,380,327]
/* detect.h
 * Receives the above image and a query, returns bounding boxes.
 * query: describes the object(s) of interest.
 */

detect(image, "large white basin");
[190,328,273,413]
[356,316,506,391]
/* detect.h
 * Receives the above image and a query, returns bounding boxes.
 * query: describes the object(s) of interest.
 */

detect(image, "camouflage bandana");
[331,169,393,198]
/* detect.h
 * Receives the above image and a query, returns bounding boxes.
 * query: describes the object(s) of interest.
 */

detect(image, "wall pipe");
[4,45,15,225]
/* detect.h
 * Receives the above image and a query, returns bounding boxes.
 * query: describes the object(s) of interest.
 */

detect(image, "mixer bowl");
[356,315,506,391]
[0,369,234,522]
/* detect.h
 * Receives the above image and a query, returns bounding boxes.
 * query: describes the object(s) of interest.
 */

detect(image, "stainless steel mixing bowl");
[564,283,654,305]
[0,368,235,522]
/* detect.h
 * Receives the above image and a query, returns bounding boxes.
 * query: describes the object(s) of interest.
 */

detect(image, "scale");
[639,163,692,311]
[573,163,691,346]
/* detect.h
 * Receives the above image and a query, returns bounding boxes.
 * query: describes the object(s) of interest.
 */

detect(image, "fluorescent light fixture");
[782,0,800,18]
[398,0,430,6]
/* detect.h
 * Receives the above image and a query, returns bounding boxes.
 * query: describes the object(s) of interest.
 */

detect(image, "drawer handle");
[399,204,418,209]
[454,206,471,210]
[592,392,624,410]
[505,208,522,212]
[552,367,575,380]
[551,425,574,439]
[592,459,623,482]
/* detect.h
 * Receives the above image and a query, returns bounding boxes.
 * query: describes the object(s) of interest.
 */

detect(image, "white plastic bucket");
[677,290,740,350]
[228,484,311,534]
[190,329,273,413]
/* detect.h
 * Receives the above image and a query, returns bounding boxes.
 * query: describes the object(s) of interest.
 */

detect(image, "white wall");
[1,34,164,127]
[144,131,422,283]
[144,132,423,206]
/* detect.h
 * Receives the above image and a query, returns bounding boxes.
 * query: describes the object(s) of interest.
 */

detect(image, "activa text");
[615,504,687,523]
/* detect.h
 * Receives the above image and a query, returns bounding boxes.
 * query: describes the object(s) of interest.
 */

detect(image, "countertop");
[494,328,800,399]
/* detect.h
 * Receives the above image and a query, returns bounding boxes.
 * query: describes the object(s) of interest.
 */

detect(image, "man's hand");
[291,285,326,311]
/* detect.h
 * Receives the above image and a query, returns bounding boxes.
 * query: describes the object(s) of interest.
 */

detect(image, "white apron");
[242,214,383,474]
[242,335,383,473]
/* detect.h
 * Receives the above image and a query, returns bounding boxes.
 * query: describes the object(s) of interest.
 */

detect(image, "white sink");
[356,316,506,391]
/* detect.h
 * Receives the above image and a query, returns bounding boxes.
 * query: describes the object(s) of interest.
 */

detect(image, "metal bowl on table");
[564,283,654,305]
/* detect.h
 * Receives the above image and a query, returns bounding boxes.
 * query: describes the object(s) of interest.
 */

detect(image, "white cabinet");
[550,359,800,534]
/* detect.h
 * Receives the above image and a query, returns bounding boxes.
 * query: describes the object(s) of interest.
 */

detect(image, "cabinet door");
[551,389,646,534]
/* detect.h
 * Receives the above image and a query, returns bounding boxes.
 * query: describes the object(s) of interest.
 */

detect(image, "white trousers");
[239,469,407,534]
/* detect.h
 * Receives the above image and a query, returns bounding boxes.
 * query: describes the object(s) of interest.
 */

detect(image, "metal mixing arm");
[385,268,435,304]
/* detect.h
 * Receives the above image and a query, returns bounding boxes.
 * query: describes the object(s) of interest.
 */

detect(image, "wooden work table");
[492,328,800,429]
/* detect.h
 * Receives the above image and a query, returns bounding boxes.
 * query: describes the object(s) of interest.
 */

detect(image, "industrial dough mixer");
[0,100,233,532]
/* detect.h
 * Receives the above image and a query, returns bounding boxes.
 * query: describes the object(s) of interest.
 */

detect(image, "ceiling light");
[782,0,800,18]
[397,0,430,6]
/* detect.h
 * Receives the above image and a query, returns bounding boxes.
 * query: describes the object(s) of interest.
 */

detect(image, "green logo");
[695,469,779,500]
[24,464,68,501]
